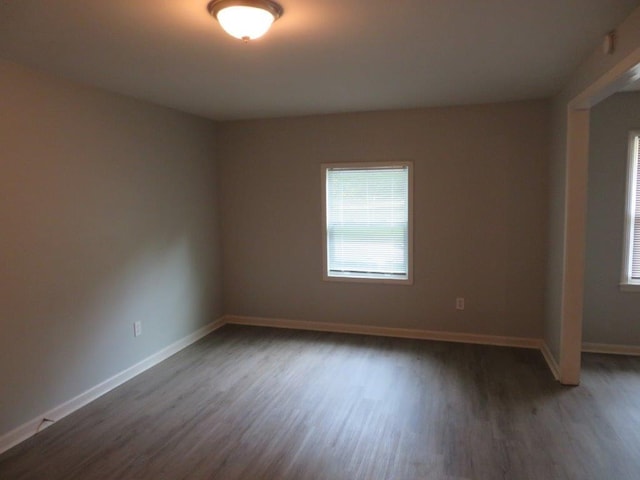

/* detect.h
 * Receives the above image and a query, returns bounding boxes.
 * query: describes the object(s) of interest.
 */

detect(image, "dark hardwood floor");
[1,325,640,479]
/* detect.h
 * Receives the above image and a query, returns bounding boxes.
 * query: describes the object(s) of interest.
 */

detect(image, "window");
[622,131,640,289]
[321,161,413,284]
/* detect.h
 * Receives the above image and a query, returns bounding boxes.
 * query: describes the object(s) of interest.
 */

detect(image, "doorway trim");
[560,47,640,385]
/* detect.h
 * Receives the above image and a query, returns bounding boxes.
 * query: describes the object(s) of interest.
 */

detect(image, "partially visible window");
[321,162,413,284]
[621,131,640,290]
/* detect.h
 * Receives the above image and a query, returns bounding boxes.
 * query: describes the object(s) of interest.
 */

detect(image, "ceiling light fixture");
[208,0,283,42]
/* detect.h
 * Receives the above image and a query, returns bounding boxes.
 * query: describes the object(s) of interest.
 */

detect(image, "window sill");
[619,283,640,292]
[323,274,413,286]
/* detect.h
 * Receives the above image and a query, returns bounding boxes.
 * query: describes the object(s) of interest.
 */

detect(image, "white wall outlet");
[134,321,142,337]
[456,297,465,310]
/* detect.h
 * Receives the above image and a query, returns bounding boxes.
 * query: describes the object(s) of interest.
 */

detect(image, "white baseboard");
[540,341,560,380]
[224,315,543,349]
[582,342,640,356]
[0,317,226,456]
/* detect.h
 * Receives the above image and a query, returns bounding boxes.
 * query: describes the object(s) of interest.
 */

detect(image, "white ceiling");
[1,1,639,120]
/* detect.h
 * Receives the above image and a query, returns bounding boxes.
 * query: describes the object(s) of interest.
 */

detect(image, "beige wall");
[218,101,550,337]
[584,91,640,345]
[0,60,222,435]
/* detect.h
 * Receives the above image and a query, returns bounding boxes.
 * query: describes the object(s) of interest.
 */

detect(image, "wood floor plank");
[2,325,640,479]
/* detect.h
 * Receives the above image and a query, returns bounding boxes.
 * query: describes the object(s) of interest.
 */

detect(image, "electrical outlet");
[456,297,465,310]
[134,321,142,337]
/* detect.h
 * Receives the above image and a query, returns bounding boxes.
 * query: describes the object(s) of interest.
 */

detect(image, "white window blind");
[625,134,640,283]
[324,163,411,282]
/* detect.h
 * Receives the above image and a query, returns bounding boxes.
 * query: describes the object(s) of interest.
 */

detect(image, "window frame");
[321,161,414,285]
[621,131,640,291]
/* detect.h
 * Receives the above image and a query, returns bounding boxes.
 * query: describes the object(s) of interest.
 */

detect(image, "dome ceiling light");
[208,0,284,42]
